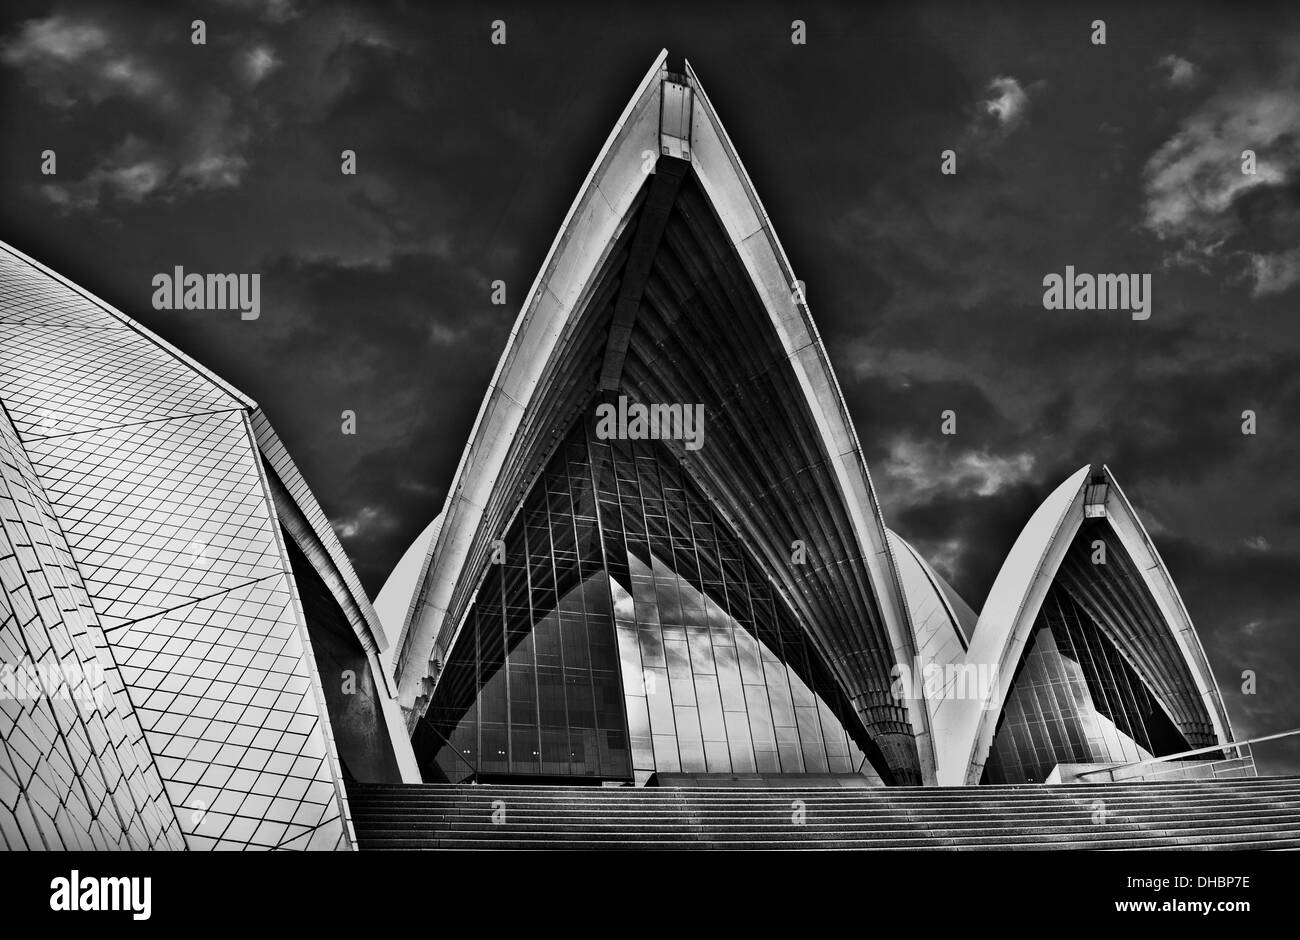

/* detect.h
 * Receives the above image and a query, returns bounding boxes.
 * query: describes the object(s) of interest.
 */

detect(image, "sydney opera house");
[1,53,1292,851]
[371,52,1235,789]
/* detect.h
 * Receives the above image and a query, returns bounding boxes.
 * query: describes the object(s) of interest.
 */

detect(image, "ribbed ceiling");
[1056,521,1218,748]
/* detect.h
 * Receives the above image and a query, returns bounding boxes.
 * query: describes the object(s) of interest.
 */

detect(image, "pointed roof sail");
[375,511,444,676]
[932,464,1234,785]
[387,53,932,782]
[887,529,976,731]
[1,238,419,847]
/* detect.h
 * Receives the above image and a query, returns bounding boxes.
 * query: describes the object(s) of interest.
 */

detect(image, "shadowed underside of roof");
[1054,521,1218,747]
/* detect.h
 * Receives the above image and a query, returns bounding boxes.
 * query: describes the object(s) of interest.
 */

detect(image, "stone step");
[347,790,1300,806]
[351,779,1300,795]
[349,804,1300,820]
[345,775,1300,850]
[349,811,1300,828]
[346,799,1300,816]
[351,797,1300,808]
[346,790,1300,806]
[358,834,1300,851]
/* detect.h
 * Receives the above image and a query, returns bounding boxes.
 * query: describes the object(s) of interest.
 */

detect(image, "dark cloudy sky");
[3,0,1299,772]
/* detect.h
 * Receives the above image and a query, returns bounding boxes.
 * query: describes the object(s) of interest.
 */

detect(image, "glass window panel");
[788,668,817,709]
[665,639,693,679]
[638,627,666,668]
[652,734,681,773]
[661,624,687,642]
[655,578,683,626]
[600,729,630,777]
[724,711,756,772]
[735,632,764,684]
[679,738,707,774]
[510,726,540,773]
[536,667,567,729]
[594,676,625,731]
[625,694,651,739]
[634,596,662,629]
[479,668,508,726]
[481,723,508,775]
[766,670,798,729]
[533,611,562,668]
[687,627,715,675]
[611,579,636,623]
[714,645,747,712]
[566,673,596,729]
[695,680,727,743]
[631,737,655,772]
[617,626,644,695]
[560,614,590,670]
[509,666,536,726]
[795,705,824,750]
[674,706,703,744]
[705,739,732,774]
[667,665,696,707]
[755,747,780,773]
[802,743,829,774]
[645,670,675,736]
[540,729,568,775]
[745,685,776,747]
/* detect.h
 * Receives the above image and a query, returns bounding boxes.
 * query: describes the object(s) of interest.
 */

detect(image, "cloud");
[1157,54,1197,88]
[333,504,392,540]
[0,14,174,110]
[0,14,106,66]
[41,136,166,208]
[1142,92,1298,241]
[38,92,251,210]
[1,7,402,214]
[917,537,967,584]
[882,438,1037,501]
[1141,39,1300,295]
[213,0,302,24]
[962,75,1042,148]
[982,76,1030,128]
[236,44,280,86]
[1249,246,1300,296]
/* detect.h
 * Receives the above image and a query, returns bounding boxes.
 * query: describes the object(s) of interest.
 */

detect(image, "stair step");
[344,774,1300,850]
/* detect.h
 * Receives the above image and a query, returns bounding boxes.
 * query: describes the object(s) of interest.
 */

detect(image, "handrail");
[1076,727,1300,780]
[417,714,478,783]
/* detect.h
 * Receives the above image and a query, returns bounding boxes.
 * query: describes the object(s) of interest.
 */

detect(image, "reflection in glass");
[415,417,883,783]
[981,583,1193,784]
[594,422,877,780]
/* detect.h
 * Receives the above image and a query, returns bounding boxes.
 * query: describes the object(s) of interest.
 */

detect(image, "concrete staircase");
[345,775,1300,850]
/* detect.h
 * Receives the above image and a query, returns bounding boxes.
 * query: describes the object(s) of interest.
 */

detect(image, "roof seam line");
[21,407,248,444]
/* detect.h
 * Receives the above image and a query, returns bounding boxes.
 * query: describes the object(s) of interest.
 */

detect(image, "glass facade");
[593,430,871,779]
[416,416,878,783]
[981,582,1192,784]
[416,424,629,782]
